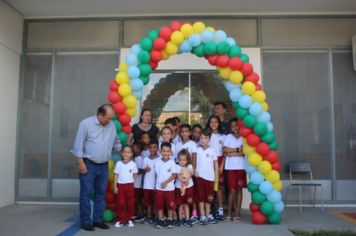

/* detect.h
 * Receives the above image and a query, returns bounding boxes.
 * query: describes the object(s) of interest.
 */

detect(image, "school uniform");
[142,156,158,206]
[175,164,194,206]
[209,132,225,184]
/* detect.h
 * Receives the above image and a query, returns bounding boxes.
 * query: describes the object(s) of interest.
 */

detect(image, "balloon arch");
[104,21,284,225]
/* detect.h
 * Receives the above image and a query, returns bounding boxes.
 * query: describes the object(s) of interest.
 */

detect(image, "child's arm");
[114,174,119,193]
[191,152,197,170]
[219,156,225,175]
[223,146,244,157]
[161,173,177,189]
[213,160,219,183]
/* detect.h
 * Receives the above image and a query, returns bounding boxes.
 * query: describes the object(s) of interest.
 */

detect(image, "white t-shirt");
[196,146,218,181]
[209,133,225,156]
[155,158,177,191]
[142,156,159,190]
[114,160,138,184]
[159,141,176,161]
[223,134,245,170]
[134,156,143,188]
[175,140,197,162]
[175,164,194,188]
[172,135,182,145]
[141,149,150,158]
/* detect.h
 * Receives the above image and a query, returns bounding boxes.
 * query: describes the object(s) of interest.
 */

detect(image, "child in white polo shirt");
[158,126,176,161]
[113,145,138,228]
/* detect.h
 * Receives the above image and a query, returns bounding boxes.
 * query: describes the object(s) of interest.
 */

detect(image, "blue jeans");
[79,159,108,225]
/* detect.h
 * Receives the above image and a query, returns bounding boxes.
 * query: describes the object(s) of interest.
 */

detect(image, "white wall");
[0,1,23,207]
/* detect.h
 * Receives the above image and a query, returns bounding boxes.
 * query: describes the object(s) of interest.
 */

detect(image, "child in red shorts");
[223,118,247,222]
[132,142,144,222]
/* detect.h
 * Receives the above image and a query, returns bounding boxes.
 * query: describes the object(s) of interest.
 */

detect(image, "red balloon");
[150,50,162,62]
[105,191,115,204]
[153,37,166,51]
[109,80,119,91]
[237,119,244,127]
[159,26,172,42]
[216,55,229,68]
[272,161,281,171]
[241,62,254,76]
[113,102,126,115]
[256,83,262,91]
[256,143,270,157]
[228,57,243,70]
[264,151,279,164]
[251,211,267,225]
[249,202,260,212]
[247,133,261,147]
[118,113,131,126]
[170,21,182,31]
[240,126,253,138]
[149,61,158,70]
[122,125,132,134]
[244,73,259,84]
[108,91,122,104]
[206,54,218,66]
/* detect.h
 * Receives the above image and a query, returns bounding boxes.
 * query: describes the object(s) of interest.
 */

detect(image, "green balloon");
[140,37,153,51]
[232,102,240,109]
[113,114,118,120]
[254,122,268,136]
[204,41,217,55]
[113,120,122,133]
[269,141,279,150]
[229,45,242,57]
[217,41,230,54]
[193,45,205,57]
[268,212,281,224]
[119,132,128,142]
[261,201,275,216]
[247,182,259,193]
[243,115,257,128]
[102,209,115,223]
[236,107,249,119]
[140,76,149,85]
[241,53,250,62]
[139,64,152,77]
[138,50,150,64]
[147,29,159,40]
[261,132,275,144]
[252,191,266,205]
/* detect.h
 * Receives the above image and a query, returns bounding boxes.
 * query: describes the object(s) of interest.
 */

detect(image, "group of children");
[113,115,247,229]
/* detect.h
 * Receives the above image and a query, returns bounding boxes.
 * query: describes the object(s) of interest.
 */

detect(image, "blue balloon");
[189,33,202,47]
[201,29,214,43]
[267,122,274,131]
[257,112,271,123]
[226,37,236,46]
[180,40,192,53]
[127,66,140,79]
[267,190,282,204]
[245,160,257,175]
[249,103,263,116]
[229,88,242,102]
[125,53,138,66]
[130,44,141,55]
[251,172,264,185]
[133,91,143,100]
[130,78,144,91]
[214,30,227,43]
[259,181,273,195]
[112,151,121,163]
[274,201,285,213]
[239,95,253,109]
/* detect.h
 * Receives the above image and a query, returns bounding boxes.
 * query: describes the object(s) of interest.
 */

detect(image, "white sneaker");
[114,221,123,228]
[128,220,134,227]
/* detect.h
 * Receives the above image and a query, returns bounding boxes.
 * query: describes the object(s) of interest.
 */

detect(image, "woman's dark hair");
[201,128,212,138]
[97,104,114,116]
[139,108,152,123]
[160,141,172,150]
[205,115,222,134]
[177,149,191,166]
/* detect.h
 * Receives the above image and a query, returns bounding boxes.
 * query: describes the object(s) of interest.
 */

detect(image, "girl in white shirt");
[158,126,176,160]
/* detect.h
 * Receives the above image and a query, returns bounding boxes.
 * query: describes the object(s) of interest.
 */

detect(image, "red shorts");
[192,177,199,204]
[143,189,155,206]
[196,178,214,203]
[175,187,194,206]
[135,188,143,205]
[217,156,224,185]
[227,170,247,190]
[155,190,176,211]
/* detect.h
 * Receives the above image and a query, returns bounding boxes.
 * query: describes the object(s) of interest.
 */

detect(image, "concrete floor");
[0,204,355,236]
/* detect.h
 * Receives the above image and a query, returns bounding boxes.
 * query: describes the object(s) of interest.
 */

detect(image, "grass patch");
[291,230,356,236]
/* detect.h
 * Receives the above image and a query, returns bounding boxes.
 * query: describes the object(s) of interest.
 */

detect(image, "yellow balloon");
[265,170,280,183]
[216,66,222,72]
[273,181,283,191]
[115,72,129,85]
[108,160,114,171]
[262,102,269,111]
[219,67,232,80]
[165,42,178,55]
[242,81,256,95]
[252,91,266,103]
[111,181,116,192]
[206,26,216,32]
[180,23,194,38]
[242,138,247,144]
[123,95,137,108]
[247,152,262,166]
[171,31,184,45]
[118,63,128,72]
[127,107,137,117]
[161,50,169,60]
[243,144,255,155]
[109,171,115,183]
[258,160,272,174]
[193,21,206,33]
[118,83,131,97]
[229,70,243,84]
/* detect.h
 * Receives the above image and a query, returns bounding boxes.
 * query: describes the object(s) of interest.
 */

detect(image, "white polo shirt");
[142,156,159,190]
[196,146,218,181]
[114,160,138,184]
[155,158,177,191]
[141,149,150,158]
[175,140,197,161]
[134,155,143,188]
[209,133,225,157]
[175,164,194,188]
[223,134,245,170]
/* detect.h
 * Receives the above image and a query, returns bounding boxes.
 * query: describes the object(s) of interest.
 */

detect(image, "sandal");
[225,216,231,221]
[233,216,240,222]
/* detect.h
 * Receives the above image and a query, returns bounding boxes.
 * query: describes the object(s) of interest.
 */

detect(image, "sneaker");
[207,215,217,224]
[143,217,149,224]
[128,221,134,227]
[184,219,193,227]
[166,219,174,228]
[216,208,224,220]
[114,221,123,228]
[134,216,145,222]
[176,219,183,226]
[199,216,207,225]
[190,216,198,224]
[156,219,164,229]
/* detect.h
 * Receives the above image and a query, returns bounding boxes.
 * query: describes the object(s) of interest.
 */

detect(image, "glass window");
[262,50,331,179]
